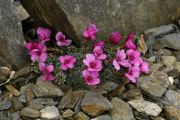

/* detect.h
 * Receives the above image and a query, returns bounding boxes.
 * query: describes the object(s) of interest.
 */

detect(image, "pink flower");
[125,66,141,83]
[56,32,72,46]
[59,55,76,71]
[113,49,130,70]
[109,32,121,44]
[83,24,98,41]
[126,49,142,66]
[93,46,107,60]
[140,61,149,73]
[37,27,51,43]
[39,62,55,81]
[94,41,105,48]
[26,42,47,62]
[83,54,102,72]
[82,69,100,86]
[124,32,136,49]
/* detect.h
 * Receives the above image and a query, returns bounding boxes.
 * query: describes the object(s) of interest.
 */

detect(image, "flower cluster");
[82,24,107,86]
[26,27,76,81]
[113,32,149,83]
[26,24,149,86]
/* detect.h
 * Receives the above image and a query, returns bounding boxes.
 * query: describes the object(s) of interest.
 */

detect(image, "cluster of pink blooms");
[26,23,149,85]
[26,27,76,81]
[113,32,149,83]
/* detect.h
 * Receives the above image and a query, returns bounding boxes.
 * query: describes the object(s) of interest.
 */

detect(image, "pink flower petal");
[46,64,54,73]
[40,52,47,62]
[113,59,120,70]
[61,64,68,71]
[86,54,95,62]
[39,62,45,71]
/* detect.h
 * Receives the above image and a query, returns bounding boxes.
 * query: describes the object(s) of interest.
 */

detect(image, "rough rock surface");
[159,33,180,50]
[110,97,135,120]
[32,80,64,97]
[138,71,170,99]
[164,106,180,120]
[0,0,28,69]
[21,0,180,44]
[81,91,113,116]
[164,90,180,107]
[40,106,60,119]
[128,99,162,117]
[20,107,40,118]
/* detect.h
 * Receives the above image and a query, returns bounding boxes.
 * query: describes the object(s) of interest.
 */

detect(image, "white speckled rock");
[128,100,162,117]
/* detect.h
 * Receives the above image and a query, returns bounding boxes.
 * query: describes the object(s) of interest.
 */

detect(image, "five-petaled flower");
[37,27,51,43]
[26,42,47,62]
[56,32,72,47]
[126,49,142,66]
[125,66,141,83]
[93,46,107,60]
[83,24,98,41]
[82,69,100,86]
[113,49,130,70]
[83,54,102,72]
[59,55,76,71]
[39,62,55,81]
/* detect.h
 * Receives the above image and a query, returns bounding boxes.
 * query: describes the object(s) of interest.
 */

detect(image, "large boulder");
[0,0,29,69]
[21,0,180,44]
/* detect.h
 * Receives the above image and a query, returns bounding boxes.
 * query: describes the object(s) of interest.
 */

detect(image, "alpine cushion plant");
[26,24,149,86]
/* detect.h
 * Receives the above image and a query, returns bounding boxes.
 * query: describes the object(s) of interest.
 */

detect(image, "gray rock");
[58,88,73,109]
[62,109,74,118]
[18,95,27,103]
[175,62,180,72]
[159,33,180,50]
[21,0,180,44]
[0,0,28,69]
[0,100,11,110]
[12,97,24,111]
[0,111,10,120]
[29,98,58,106]
[16,4,29,21]
[10,112,20,120]
[161,56,176,68]
[20,107,40,118]
[175,51,180,61]
[33,80,64,97]
[164,106,180,120]
[110,97,135,120]
[91,115,112,120]
[74,112,89,120]
[144,24,175,37]
[40,106,60,119]
[128,99,162,117]
[164,90,180,107]
[98,81,118,92]
[151,117,165,120]
[81,91,113,116]
[138,71,170,100]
